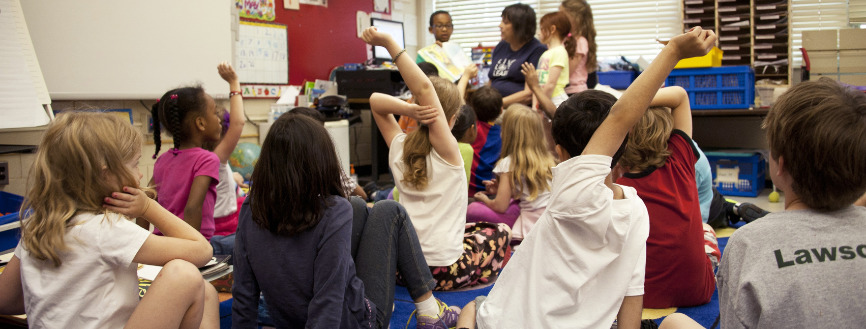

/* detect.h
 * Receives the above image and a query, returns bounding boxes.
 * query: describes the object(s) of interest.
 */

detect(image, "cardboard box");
[839,50,866,73]
[802,30,838,51]
[840,29,866,50]
[809,52,838,74]
[840,75,866,86]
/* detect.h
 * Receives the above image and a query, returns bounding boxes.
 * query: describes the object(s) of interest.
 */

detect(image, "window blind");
[791,0,850,66]
[433,0,683,64]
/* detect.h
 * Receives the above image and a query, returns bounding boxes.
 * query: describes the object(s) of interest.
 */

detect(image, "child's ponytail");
[400,76,462,190]
[151,102,162,158]
[564,33,577,59]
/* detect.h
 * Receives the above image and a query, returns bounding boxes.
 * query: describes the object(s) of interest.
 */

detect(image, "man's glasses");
[433,24,454,30]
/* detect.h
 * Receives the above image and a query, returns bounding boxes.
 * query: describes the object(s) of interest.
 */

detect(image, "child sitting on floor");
[468,103,555,241]
[455,26,717,329]
[468,86,505,198]
[615,86,719,309]
[716,78,866,327]
[363,27,512,291]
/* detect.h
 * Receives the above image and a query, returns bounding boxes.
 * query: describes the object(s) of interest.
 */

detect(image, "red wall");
[242,0,374,85]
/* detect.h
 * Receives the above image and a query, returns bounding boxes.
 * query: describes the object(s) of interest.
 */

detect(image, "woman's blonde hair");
[21,111,142,267]
[619,107,673,172]
[500,104,555,201]
[401,76,462,189]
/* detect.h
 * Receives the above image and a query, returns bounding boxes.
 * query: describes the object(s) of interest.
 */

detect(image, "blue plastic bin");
[704,151,765,197]
[665,66,755,110]
[0,191,24,252]
[598,70,637,89]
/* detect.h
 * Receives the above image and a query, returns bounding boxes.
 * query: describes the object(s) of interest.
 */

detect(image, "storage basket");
[665,66,755,109]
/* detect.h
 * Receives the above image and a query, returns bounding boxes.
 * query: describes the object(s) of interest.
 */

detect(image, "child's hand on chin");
[104,187,151,219]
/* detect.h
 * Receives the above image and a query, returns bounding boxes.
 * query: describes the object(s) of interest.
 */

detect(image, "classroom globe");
[229,143,261,181]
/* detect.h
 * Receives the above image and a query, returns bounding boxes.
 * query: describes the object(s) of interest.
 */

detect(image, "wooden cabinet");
[683,0,791,83]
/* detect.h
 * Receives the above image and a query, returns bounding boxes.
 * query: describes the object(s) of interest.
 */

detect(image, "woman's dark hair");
[502,3,537,45]
[249,115,345,236]
[451,105,477,140]
[552,90,626,167]
[151,86,208,158]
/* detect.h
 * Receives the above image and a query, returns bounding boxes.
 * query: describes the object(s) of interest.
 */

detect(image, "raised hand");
[361,27,394,48]
[668,26,717,60]
[217,61,238,84]
[521,63,540,89]
[104,187,153,219]
[464,64,479,79]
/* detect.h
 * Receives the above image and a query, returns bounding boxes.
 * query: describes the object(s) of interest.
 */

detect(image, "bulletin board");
[236,21,289,84]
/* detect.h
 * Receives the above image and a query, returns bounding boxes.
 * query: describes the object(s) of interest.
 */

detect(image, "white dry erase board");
[20,0,234,100]
[0,0,51,129]
[236,21,288,84]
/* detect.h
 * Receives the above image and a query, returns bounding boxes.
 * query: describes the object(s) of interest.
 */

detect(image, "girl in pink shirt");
[146,62,240,241]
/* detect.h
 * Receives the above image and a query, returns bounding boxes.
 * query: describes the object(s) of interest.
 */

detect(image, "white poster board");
[20,0,233,100]
[236,22,288,84]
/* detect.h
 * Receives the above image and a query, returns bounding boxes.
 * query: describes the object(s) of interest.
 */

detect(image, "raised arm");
[522,63,558,118]
[650,86,692,137]
[583,27,716,157]
[457,64,478,100]
[213,62,245,163]
[362,27,461,165]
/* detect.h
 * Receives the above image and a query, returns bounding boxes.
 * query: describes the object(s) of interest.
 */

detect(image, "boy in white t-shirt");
[455,27,717,329]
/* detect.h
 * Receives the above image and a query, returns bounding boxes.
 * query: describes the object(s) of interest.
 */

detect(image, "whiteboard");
[0,0,50,128]
[236,22,288,84]
[20,0,234,100]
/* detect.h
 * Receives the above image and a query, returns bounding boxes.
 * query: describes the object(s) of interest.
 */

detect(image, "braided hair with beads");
[151,86,208,159]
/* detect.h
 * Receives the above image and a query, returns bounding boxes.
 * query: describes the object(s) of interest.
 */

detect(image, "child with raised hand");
[0,111,217,328]
[455,27,716,329]
[231,114,454,329]
[207,63,245,254]
[616,86,719,308]
[361,27,512,292]
[468,104,556,242]
[147,64,230,241]
[521,11,575,117]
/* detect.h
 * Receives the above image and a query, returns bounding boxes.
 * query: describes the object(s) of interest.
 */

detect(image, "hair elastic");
[567,33,572,38]
[170,94,178,100]
[229,91,243,98]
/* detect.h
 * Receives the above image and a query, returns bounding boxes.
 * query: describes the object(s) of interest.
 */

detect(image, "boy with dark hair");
[417,10,476,84]
[455,27,717,329]
[468,86,504,197]
[717,78,866,328]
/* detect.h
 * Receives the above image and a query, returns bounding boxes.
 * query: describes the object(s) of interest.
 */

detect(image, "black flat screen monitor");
[371,18,405,64]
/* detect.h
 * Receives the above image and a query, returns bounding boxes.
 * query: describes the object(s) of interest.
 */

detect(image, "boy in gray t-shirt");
[715,79,866,328]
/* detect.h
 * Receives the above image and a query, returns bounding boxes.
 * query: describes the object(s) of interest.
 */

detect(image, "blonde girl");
[469,104,556,241]
[521,11,575,117]
[362,27,512,292]
[0,111,217,328]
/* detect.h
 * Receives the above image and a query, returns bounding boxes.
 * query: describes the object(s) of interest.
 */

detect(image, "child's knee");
[160,259,205,289]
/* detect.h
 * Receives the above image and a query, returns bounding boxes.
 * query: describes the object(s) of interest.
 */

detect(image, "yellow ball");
[768,191,780,203]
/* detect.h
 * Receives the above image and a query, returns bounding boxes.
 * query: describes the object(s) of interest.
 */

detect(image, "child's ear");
[195,115,207,131]
[555,144,570,162]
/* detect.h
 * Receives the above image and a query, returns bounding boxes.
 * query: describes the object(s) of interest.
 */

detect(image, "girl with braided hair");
[146,62,239,241]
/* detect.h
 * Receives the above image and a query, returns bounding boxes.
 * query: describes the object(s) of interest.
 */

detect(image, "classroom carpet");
[389,231,739,329]
[218,225,742,329]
